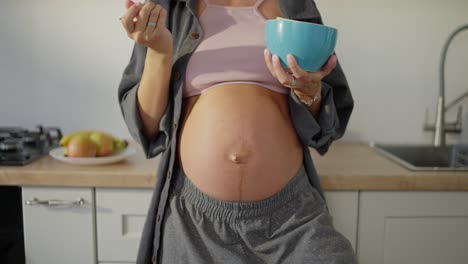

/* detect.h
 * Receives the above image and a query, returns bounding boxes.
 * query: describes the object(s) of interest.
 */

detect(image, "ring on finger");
[147,21,157,27]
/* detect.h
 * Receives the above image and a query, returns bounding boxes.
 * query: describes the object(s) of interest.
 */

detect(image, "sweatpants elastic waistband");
[172,163,316,221]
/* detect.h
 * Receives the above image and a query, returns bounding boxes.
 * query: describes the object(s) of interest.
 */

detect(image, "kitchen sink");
[370,143,468,171]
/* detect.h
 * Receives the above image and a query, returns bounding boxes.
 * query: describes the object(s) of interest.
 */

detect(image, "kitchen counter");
[1,140,467,190]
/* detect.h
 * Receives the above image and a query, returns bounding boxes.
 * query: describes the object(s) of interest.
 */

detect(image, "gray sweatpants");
[158,163,358,263]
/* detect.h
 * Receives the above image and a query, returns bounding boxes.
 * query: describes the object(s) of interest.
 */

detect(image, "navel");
[229,153,241,163]
[226,141,253,163]
[228,153,250,164]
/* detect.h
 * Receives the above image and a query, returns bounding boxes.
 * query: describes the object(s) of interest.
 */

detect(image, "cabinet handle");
[25,197,87,207]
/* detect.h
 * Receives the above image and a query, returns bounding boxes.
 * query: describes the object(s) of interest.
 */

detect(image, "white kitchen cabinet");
[25,186,468,264]
[357,191,468,264]
[22,187,96,264]
[96,188,153,262]
[324,191,359,252]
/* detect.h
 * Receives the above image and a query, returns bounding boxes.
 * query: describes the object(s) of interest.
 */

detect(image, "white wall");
[1,0,468,145]
[315,0,468,144]
[0,0,132,137]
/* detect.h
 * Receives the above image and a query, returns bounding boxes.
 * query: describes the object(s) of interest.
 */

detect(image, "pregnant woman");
[118,0,357,263]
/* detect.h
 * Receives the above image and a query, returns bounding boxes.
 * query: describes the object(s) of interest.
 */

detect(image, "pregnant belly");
[177,84,304,202]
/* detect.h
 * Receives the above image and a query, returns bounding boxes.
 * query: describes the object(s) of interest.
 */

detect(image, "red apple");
[67,135,97,158]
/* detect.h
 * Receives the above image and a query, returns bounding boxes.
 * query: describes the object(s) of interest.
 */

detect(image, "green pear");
[113,139,128,153]
[88,131,114,157]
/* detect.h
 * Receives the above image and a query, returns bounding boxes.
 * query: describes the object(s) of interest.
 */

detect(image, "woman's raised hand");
[121,1,173,56]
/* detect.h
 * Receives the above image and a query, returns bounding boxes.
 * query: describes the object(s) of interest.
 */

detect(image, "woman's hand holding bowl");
[264,49,337,97]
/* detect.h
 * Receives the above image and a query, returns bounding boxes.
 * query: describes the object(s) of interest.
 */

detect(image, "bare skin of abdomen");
[176,84,304,202]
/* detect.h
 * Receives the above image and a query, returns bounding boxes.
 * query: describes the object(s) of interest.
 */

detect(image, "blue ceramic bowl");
[265,19,337,72]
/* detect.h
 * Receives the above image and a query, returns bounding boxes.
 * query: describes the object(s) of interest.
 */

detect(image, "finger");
[144,4,162,35]
[263,49,277,79]
[134,1,156,33]
[286,54,308,79]
[121,2,143,34]
[151,7,167,37]
[272,55,295,88]
[319,54,337,78]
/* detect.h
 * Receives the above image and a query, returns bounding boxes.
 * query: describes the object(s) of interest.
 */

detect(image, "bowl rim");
[266,19,337,32]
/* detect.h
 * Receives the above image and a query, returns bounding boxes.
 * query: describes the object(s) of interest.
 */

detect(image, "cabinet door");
[22,187,96,264]
[324,191,359,252]
[358,191,468,264]
[96,188,152,262]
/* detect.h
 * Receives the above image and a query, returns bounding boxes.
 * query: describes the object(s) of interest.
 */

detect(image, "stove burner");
[0,132,11,139]
[0,139,24,152]
[22,133,47,149]
[0,125,63,166]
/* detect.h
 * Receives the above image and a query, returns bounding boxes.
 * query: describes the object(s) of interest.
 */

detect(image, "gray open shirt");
[117,0,354,263]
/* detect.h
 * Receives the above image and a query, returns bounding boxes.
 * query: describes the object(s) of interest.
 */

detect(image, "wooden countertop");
[0,140,158,188]
[310,143,468,191]
[1,140,467,190]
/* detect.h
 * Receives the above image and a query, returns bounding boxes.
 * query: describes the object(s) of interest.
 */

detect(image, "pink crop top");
[183,0,289,98]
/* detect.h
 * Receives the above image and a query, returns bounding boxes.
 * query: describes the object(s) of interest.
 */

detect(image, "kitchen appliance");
[0,125,62,263]
[0,125,62,166]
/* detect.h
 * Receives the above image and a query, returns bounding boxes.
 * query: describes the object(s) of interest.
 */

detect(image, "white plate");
[49,146,137,165]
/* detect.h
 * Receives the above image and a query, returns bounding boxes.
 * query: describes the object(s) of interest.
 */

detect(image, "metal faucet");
[424,24,468,147]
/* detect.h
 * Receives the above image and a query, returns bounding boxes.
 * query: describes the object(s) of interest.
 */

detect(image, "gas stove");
[0,125,62,166]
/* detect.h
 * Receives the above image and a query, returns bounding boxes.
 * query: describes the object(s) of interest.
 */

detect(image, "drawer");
[96,188,153,262]
[22,187,95,264]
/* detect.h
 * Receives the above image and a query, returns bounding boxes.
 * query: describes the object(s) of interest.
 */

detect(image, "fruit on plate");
[59,130,92,147]
[113,138,128,153]
[67,135,97,158]
[89,131,114,157]
[60,130,128,158]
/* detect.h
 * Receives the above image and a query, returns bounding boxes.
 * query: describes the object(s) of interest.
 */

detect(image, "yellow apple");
[89,131,114,157]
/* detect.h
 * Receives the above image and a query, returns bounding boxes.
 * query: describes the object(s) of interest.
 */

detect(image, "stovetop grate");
[0,125,62,166]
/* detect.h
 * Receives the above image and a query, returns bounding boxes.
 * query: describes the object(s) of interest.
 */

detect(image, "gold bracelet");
[294,90,321,107]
